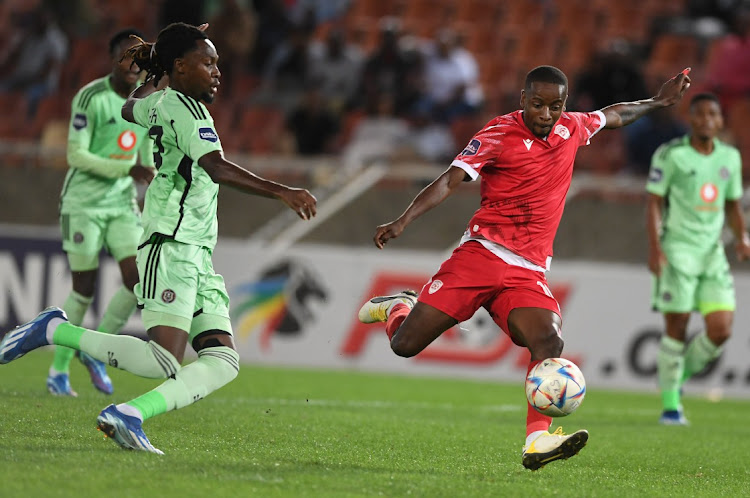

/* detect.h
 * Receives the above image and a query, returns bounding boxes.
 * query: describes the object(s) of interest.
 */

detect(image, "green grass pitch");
[1,351,749,497]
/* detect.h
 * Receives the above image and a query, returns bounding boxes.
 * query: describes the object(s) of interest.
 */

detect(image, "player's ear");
[520,89,526,108]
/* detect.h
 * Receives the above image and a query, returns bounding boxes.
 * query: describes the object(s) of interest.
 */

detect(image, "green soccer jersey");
[646,135,743,275]
[132,87,223,250]
[60,76,153,213]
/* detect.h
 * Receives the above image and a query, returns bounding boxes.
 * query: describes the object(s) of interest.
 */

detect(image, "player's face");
[689,99,723,141]
[180,39,221,104]
[112,39,142,87]
[520,82,567,138]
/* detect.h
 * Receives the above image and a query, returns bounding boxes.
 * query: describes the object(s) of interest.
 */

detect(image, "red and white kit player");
[358,65,691,470]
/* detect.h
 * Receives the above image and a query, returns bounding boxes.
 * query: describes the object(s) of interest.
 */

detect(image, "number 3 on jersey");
[149,125,164,169]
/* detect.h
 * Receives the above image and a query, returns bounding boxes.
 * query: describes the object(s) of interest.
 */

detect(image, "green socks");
[682,332,722,383]
[51,291,92,373]
[97,286,138,335]
[657,335,684,411]
[52,322,180,379]
[126,346,240,421]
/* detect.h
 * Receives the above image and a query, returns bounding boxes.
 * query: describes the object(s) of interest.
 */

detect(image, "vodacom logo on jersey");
[700,182,718,203]
[117,130,137,151]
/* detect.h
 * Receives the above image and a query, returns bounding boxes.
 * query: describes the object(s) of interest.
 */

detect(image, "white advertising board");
[2,229,749,398]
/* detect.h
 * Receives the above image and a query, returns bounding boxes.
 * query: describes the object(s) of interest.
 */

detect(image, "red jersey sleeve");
[572,110,606,146]
[450,117,504,181]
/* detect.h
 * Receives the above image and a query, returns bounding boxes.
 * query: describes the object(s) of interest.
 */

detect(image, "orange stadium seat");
[646,33,700,81]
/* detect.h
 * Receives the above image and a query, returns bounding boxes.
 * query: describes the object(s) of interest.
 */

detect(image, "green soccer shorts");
[652,256,735,315]
[134,235,233,341]
[61,208,142,271]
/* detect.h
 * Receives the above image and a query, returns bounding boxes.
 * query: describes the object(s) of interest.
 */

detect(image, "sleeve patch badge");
[73,113,87,130]
[648,168,663,183]
[198,127,218,143]
[460,138,481,156]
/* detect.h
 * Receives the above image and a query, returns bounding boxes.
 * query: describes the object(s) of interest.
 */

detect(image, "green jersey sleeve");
[646,142,675,197]
[170,93,223,160]
[726,148,743,201]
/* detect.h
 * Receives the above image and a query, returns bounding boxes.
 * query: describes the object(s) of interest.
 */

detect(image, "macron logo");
[523,138,533,151]
[198,127,218,142]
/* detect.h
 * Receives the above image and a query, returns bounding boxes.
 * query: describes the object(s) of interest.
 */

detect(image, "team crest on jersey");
[648,168,663,183]
[161,289,176,303]
[554,124,570,140]
[428,279,443,294]
[73,232,84,243]
[460,138,481,156]
[662,291,672,302]
[719,166,730,180]
[72,113,87,130]
[117,130,137,151]
[199,127,218,142]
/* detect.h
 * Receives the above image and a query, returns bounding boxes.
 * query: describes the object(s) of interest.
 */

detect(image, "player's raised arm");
[600,68,691,129]
[198,150,317,220]
[373,165,467,249]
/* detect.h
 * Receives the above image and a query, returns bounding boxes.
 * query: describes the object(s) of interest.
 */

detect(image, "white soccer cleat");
[357,290,418,323]
[522,427,589,470]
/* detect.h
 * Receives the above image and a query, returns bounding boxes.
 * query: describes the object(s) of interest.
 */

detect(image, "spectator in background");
[623,107,688,175]
[421,29,474,123]
[208,0,257,98]
[341,92,409,172]
[450,31,484,114]
[284,82,341,155]
[308,27,364,113]
[0,5,68,118]
[259,23,313,109]
[403,108,457,164]
[703,3,750,111]
[570,39,648,111]
[357,18,413,117]
[250,0,293,74]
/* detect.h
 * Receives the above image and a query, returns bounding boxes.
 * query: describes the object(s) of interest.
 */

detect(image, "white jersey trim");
[460,232,550,272]
[586,110,607,145]
[451,160,479,181]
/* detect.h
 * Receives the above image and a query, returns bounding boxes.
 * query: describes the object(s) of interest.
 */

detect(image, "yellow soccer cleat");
[357,290,417,324]
[522,427,589,471]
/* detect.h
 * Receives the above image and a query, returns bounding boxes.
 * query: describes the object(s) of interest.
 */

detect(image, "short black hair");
[109,28,144,56]
[689,92,721,111]
[524,65,568,91]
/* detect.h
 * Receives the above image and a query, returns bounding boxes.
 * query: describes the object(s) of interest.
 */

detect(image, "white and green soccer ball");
[525,357,586,417]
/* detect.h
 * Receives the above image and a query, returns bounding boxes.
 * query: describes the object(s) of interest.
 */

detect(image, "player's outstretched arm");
[198,150,316,220]
[600,69,691,129]
[646,193,666,275]
[374,165,466,249]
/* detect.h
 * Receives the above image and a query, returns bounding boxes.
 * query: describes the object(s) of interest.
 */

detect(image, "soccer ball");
[525,358,586,417]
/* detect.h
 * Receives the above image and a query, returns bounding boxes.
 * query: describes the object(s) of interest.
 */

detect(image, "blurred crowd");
[0,0,749,175]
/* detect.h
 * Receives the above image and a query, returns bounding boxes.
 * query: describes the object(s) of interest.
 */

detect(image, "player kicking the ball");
[358,65,691,470]
[0,22,316,454]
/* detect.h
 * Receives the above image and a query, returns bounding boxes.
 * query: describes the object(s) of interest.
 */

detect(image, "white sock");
[45,318,65,343]
[116,403,143,421]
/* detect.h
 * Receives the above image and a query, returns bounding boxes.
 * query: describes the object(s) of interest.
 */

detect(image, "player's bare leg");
[511,307,588,470]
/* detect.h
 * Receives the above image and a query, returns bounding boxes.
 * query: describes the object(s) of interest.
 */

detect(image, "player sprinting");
[0,22,317,454]
[357,65,691,470]
[646,92,750,425]
[50,28,156,397]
